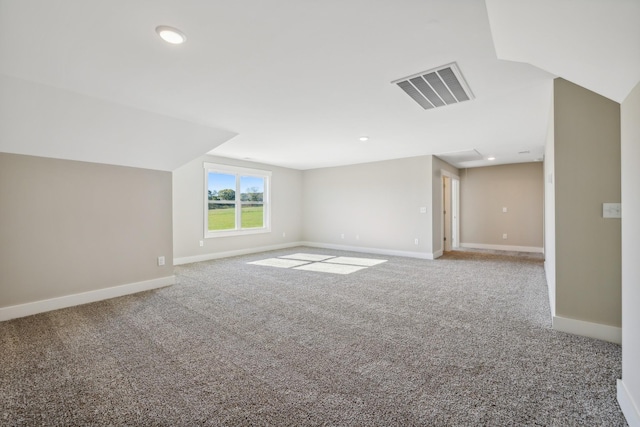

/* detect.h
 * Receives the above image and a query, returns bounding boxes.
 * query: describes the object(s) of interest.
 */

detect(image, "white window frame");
[204,163,271,238]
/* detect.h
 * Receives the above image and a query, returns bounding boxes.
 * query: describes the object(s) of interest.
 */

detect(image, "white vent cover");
[393,62,474,110]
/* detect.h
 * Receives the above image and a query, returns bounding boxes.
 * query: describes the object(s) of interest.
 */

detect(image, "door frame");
[440,169,460,253]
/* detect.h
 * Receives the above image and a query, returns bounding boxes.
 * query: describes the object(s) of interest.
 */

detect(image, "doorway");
[442,172,460,252]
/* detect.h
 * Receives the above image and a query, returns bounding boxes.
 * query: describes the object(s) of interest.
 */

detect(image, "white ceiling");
[0,0,637,171]
[486,0,640,104]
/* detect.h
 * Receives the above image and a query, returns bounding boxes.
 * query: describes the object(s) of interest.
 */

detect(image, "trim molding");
[301,241,433,260]
[460,243,544,253]
[543,260,556,317]
[0,276,175,322]
[174,242,303,265]
[618,379,640,427]
[433,249,444,259]
[552,315,621,344]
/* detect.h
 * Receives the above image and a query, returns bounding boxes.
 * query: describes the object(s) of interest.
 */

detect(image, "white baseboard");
[0,276,175,322]
[433,249,443,259]
[173,242,304,265]
[618,379,640,427]
[553,315,621,344]
[300,241,434,260]
[460,243,544,253]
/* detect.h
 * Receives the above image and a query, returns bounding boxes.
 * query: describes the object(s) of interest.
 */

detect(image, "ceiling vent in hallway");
[435,149,483,167]
[393,62,474,110]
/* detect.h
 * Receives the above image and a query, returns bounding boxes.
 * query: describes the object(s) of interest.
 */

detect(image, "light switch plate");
[603,203,621,218]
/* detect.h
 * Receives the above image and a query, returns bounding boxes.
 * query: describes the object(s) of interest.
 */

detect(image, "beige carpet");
[0,247,626,426]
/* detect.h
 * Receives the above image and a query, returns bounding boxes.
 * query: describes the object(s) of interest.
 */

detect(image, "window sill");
[205,228,271,238]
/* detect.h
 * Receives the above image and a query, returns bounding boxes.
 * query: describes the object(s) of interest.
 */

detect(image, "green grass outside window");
[208,206,264,231]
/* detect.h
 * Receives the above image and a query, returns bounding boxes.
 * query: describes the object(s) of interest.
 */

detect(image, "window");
[204,163,271,237]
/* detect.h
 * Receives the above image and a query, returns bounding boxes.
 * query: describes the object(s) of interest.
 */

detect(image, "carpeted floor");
[0,247,627,426]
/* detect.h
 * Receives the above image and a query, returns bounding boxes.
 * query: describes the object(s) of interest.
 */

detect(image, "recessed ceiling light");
[359,136,369,142]
[487,156,496,161]
[155,26,187,44]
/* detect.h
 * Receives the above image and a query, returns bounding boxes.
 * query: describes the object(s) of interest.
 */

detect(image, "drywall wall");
[432,156,460,257]
[544,98,556,316]
[173,155,303,264]
[460,162,544,250]
[554,78,621,329]
[619,81,640,425]
[302,156,434,258]
[0,153,173,309]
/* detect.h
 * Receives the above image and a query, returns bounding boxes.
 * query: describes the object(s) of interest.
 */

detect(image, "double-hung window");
[204,163,271,237]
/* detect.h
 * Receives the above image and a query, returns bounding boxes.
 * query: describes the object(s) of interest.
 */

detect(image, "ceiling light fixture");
[359,136,369,142]
[155,26,187,44]
[487,156,496,161]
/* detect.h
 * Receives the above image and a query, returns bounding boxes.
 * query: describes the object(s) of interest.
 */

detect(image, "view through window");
[204,163,271,237]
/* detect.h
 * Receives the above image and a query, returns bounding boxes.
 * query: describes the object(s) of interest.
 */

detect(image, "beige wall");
[301,156,436,257]
[620,81,640,419]
[173,155,303,263]
[460,162,544,249]
[0,153,173,308]
[554,78,621,327]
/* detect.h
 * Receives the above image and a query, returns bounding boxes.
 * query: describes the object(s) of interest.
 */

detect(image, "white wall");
[544,96,556,316]
[173,155,303,264]
[619,81,640,426]
[301,156,436,258]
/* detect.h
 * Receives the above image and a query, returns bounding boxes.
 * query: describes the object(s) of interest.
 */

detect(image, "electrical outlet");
[199,240,204,247]
[414,238,419,245]
[502,233,508,240]
[502,207,508,213]
[158,256,165,266]
[341,233,345,239]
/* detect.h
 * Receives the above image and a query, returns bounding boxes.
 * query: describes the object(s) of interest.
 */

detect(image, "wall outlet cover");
[602,203,621,218]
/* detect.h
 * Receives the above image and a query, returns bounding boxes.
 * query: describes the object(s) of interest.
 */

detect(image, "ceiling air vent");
[393,62,474,110]
[435,149,483,167]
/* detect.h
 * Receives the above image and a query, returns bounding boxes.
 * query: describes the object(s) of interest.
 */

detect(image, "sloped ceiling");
[0,75,236,171]
[486,0,640,104]
[0,1,635,171]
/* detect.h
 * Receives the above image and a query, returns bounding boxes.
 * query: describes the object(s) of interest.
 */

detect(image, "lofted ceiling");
[0,0,637,171]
